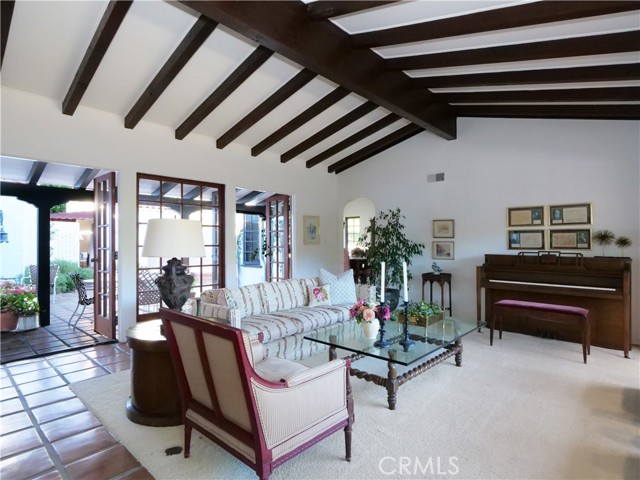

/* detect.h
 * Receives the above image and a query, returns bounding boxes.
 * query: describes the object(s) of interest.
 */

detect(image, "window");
[345,216,360,253]
[243,214,261,267]
[136,174,225,319]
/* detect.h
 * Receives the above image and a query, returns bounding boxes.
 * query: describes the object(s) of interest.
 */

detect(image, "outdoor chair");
[27,264,60,303]
[160,308,354,480]
[69,274,94,327]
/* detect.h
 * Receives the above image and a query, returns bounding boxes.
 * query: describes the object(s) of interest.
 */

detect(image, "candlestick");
[399,300,415,350]
[380,262,385,302]
[402,261,408,302]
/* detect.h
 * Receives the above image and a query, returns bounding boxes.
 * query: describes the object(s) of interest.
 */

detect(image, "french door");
[93,172,117,338]
[265,194,290,282]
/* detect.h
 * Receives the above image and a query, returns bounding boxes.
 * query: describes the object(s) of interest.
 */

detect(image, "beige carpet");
[71,331,639,480]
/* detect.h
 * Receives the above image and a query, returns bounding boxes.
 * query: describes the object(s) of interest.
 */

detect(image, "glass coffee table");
[305,317,484,410]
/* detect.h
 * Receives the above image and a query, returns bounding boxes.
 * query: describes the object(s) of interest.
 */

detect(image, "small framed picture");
[432,241,454,260]
[549,229,591,250]
[549,203,592,225]
[508,229,545,250]
[433,219,454,238]
[303,215,320,245]
[507,206,545,227]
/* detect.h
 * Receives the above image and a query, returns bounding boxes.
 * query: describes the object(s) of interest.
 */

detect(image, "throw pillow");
[319,268,356,305]
[308,284,331,307]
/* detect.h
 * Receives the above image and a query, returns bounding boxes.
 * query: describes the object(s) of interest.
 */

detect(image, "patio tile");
[24,386,75,409]
[40,411,100,442]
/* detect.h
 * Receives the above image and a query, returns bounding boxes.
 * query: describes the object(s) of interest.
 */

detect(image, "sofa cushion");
[308,284,331,307]
[319,268,356,305]
[229,284,264,319]
[260,279,306,313]
[241,305,351,343]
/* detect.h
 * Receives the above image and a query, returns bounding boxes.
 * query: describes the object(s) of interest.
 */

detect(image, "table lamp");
[142,218,205,310]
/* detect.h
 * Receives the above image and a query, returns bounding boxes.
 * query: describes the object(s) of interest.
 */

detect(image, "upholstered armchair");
[160,308,354,480]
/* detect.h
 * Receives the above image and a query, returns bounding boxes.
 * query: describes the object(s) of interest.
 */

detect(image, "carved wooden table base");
[329,339,463,410]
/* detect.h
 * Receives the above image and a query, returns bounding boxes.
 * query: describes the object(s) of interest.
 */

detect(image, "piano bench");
[491,300,590,364]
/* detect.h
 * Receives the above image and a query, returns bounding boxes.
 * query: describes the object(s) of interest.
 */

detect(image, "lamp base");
[156,258,193,310]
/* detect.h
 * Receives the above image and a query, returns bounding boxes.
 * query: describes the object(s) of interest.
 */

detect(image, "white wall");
[337,117,640,344]
[1,87,344,339]
[0,197,37,280]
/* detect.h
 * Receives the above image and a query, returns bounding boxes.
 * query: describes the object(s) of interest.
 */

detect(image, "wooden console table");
[422,272,452,315]
[126,319,181,426]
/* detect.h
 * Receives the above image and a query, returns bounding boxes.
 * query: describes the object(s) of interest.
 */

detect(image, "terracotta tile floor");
[1,292,115,365]
[0,343,154,480]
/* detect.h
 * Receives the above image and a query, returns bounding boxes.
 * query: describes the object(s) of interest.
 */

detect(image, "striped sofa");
[199,277,375,360]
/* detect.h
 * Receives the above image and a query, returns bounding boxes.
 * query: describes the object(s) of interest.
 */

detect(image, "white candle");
[402,261,408,302]
[380,262,385,302]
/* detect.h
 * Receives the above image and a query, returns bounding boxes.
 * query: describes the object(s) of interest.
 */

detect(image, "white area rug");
[71,331,639,480]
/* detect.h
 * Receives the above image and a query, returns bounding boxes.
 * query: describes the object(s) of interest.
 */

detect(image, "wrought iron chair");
[69,274,94,326]
[160,308,354,480]
[27,264,60,303]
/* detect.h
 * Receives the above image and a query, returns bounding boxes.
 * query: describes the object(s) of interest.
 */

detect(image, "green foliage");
[0,282,39,315]
[408,301,443,318]
[27,260,93,293]
[50,204,66,213]
[358,208,425,289]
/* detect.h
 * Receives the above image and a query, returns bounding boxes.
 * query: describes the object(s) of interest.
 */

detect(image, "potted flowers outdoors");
[1,282,39,332]
[350,299,391,339]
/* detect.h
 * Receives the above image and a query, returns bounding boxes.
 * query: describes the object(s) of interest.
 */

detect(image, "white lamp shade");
[142,218,206,258]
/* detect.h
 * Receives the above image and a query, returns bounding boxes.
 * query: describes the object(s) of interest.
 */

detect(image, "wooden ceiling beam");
[125,15,217,129]
[216,68,316,149]
[251,86,350,156]
[62,1,132,116]
[386,31,640,71]
[438,87,640,103]
[27,161,47,185]
[175,45,273,140]
[454,104,640,120]
[353,1,640,47]
[281,101,378,163]
[306,113,399,168]
[305,1,397,19]
[330,124,424,174]
[1,0,15,69]
[74,168,101,189]
[412,64,640,89]
[179,0,457,140]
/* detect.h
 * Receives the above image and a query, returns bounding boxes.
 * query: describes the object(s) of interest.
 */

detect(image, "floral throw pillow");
[308,284,331,307]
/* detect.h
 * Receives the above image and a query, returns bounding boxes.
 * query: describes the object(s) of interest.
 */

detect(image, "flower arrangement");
[0,282,40,316]
[349,300,390,324]
[408,301,443,318]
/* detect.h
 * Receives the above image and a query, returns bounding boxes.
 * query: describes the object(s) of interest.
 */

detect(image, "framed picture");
[432,241,454,260]
[433,219,454,238]
[507,206,544,227]
[302,215,320,245]
[508,229,545,250]
[549,229,591,250]
[549,203,592,225]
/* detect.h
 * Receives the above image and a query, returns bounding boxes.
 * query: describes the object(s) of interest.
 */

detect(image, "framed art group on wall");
[432,219,454,259]
[506,203,592,251]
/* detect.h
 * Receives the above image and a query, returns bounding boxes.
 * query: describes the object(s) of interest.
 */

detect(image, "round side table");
[126,319,181,426]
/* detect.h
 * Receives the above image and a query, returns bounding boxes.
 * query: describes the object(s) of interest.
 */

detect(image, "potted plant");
[592,229,616,256]
[0,282,39,331]
[400,301,443,326]
[358,208,425,310]
[615,236,632,257]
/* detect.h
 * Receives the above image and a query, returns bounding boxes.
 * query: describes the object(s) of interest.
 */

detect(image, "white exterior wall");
[0,196,37,280]
[337,117,640,343]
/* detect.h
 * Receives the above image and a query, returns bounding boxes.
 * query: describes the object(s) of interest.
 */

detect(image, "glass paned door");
[265,194,290,282]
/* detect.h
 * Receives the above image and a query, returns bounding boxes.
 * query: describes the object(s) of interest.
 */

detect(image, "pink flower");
[362,308,376,322]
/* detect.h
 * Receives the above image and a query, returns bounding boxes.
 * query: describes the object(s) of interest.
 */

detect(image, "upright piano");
[477,252,632,357]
